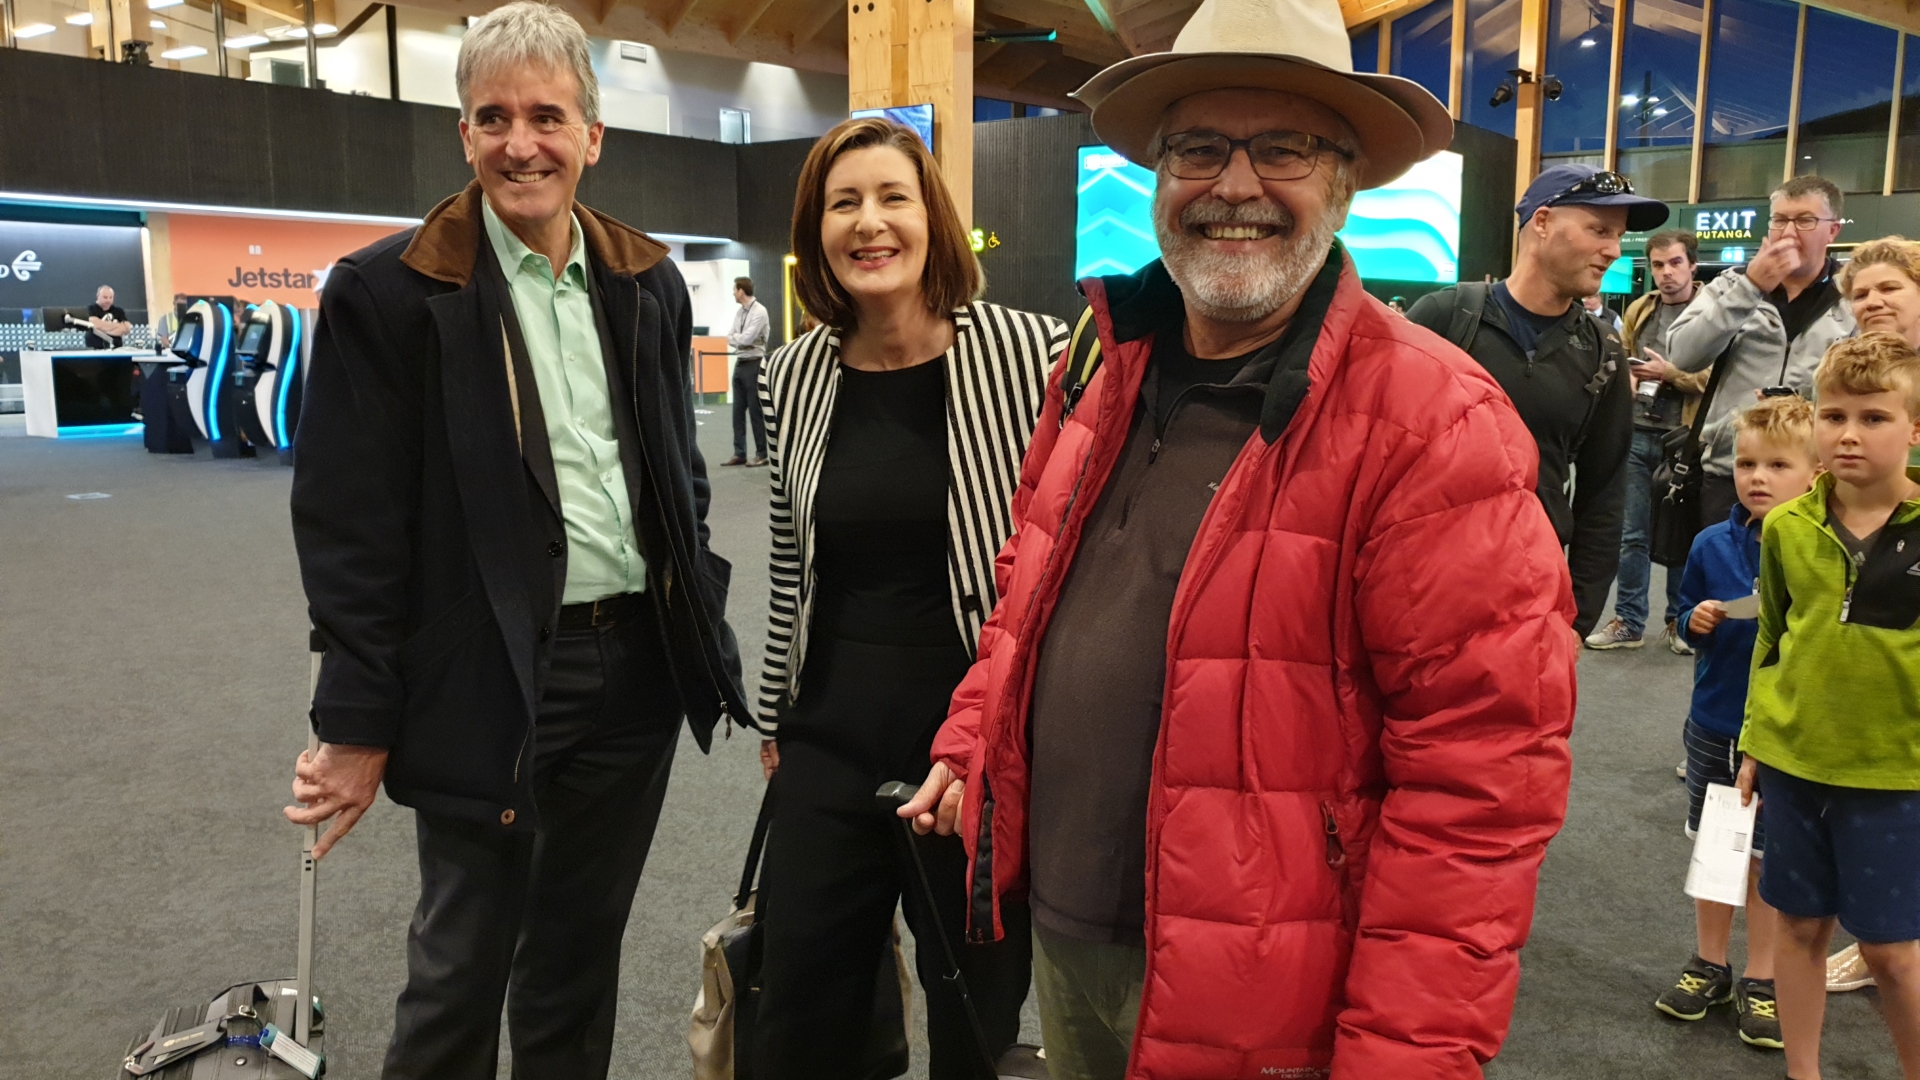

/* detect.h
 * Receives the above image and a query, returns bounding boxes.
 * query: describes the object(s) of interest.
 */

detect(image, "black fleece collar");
[1088,242,1344,445]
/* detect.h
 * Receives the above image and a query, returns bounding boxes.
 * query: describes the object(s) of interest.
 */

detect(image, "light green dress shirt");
[482,199,646,603]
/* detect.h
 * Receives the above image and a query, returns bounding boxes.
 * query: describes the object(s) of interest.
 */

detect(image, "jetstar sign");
[0,250,45,280]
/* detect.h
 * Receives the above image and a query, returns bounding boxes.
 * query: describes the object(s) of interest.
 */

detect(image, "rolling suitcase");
[874,781,1048,1080]
[118,646,328,1079]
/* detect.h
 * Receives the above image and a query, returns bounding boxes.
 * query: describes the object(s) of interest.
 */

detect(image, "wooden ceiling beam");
[729,0,780,41]
[662,0,703,34]
[796,0,846,45]
[1340,0,1430,27]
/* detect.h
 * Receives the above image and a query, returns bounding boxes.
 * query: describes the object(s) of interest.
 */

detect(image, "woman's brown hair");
[789,117,982,330]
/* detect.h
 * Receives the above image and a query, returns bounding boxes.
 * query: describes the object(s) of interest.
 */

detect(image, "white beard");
[1155,192,1340,323]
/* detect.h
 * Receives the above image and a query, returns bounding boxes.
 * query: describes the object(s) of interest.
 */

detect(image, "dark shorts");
[1757,762,1920,944]
[1685,720,1764,854]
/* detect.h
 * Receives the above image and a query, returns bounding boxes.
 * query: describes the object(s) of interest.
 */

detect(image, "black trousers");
[754,637,1032,1080]
[381,607,682,1080]
[733,358,767,458]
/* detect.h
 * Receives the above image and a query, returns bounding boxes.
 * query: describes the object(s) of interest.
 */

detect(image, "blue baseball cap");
[1516,163,1669,232]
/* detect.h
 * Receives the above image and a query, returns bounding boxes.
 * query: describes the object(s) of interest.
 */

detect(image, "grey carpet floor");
[0,412,1899,1080]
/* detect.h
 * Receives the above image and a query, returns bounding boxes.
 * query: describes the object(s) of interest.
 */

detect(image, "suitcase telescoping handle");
[294,642,323,1046]
[874,781,1000,1080]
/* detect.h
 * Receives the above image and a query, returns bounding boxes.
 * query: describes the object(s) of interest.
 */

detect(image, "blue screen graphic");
[1073,146,1464,285]
[851,103,935,148]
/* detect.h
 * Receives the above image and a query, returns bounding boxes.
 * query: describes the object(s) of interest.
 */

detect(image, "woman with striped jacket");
[750,117,1068,1078]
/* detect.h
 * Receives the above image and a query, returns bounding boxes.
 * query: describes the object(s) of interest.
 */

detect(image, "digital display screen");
[851,103,934,148]
[172,319,201,360]
[1074,146,1465,286]
[238,321,269,357]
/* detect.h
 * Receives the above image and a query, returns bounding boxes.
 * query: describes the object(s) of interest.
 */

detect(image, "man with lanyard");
[1408,163,1666,640]
[1587,229,1713,652]
[1665,174,1854,526]
[721,275,769,467]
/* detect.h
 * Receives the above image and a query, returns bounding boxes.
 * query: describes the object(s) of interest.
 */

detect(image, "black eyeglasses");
[1159,130,1357,182]
[1545,170,1634,207]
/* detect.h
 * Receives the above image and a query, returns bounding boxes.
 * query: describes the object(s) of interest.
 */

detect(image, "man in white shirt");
[723,276,770,466]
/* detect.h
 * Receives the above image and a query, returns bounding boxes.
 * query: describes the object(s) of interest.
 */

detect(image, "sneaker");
[1735,978,1784,1049]
[1585,618,1645,650]
[1828,942,1876,992]
[1654,955,1734,1020]
[1666,620,1695,656]
[1676,763,1687,779]
[720,455,748,467]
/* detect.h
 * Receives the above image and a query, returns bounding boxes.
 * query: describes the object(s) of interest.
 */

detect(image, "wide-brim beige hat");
[1072,0,1454,189]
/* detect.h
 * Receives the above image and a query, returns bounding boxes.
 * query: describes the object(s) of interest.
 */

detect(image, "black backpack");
[1441,281,1620,462]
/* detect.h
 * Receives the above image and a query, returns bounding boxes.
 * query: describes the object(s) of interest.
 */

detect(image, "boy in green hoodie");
[1735,331,1920,1080]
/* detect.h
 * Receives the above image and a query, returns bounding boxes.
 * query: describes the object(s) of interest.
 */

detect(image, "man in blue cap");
[1408,163,1669,638]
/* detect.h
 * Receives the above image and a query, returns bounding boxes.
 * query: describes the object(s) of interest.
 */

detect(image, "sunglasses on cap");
[1544,170,1635,207]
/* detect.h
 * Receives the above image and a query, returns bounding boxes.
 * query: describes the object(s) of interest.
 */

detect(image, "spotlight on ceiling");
[1542,76,1564,101]
[1489,81,1514,108]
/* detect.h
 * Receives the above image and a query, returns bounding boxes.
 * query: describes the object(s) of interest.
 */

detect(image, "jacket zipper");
[1321,802,1345,870]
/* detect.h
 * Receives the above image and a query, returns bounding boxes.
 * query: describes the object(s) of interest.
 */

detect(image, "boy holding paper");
[1736,331,1920,1080]
[1659,395,1818,1048]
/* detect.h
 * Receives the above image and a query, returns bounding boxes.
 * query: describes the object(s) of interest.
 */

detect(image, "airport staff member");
[85,285,131,348]
[283,5,748,1078]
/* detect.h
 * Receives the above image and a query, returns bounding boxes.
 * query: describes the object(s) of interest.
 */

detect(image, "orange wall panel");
[167,214,405,309]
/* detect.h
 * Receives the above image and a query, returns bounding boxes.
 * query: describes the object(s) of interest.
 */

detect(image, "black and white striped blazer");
[755,301,1070,728]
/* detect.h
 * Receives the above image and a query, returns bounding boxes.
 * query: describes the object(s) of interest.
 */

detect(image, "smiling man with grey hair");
[899,0,1579,1074]
[285,3,748,1077]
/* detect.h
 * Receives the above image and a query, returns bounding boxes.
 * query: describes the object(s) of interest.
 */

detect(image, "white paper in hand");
[1685,783,1758,906]
[1721,593,1761,620]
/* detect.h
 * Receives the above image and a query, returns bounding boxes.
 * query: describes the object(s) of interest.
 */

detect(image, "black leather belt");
[556,591,650,632]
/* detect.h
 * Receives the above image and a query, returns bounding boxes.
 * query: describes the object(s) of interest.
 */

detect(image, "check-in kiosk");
[232,301,307,466]
[163,299,246,457]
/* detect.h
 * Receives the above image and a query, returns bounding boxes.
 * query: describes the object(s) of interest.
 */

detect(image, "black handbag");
[690,780,910,1080]
[1648,353,1733,568]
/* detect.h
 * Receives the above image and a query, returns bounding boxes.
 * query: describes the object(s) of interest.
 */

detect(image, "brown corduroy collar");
[400,179,669,286]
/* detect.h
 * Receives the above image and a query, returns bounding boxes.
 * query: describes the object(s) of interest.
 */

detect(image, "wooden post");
[1887,33,1905,196]
[848,0,974,224]
[1604,0,1627,170]
[1687,0,1713,201]
[1377,15,1393,75]
[1513,0,1550,204]
[1781,3,1806,184]
[1448,0,1465,119]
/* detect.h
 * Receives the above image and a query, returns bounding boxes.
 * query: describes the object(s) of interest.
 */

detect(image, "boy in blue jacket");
[1655,395,1820,1049]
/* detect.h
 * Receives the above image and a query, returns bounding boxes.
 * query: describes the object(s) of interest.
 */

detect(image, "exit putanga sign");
[1690,207,1762,242]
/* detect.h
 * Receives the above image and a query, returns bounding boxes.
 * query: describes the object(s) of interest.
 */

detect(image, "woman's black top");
[808,358,963,651]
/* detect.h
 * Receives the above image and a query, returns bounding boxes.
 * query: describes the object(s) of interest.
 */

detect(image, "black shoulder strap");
[1685,341,1737,455]
[733,781,776,911]
[1445,282,1491,355]
[1058,305,1104,427]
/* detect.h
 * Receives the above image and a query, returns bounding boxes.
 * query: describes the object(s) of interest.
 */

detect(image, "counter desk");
[20,348,166,438]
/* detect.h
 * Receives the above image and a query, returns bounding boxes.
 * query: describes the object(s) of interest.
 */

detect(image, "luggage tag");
[1721,594,1761,620]
[123,1019,225,1075]
[260,1023,324,1078]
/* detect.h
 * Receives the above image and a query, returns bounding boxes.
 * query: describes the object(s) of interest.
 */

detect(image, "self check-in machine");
[162,299,245,457]
[232,301,307,466]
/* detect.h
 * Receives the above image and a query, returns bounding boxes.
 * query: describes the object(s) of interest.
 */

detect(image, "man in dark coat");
[283,5,747,1077]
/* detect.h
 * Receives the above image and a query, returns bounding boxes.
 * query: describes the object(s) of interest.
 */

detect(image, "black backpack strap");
[733,780,776,912]
[1445,281,1491,355]
[1058,304,1104,427]
[1570,320,1621,456]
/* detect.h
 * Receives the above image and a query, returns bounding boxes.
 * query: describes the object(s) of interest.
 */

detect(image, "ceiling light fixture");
[160,44,206,58]
[15,21,57,36]
[225,33,268,46]
[150,18,166,28]
[148,0,184,8]
[66,12,94,25]
[312,22,335,33]
[974,27,1057,42]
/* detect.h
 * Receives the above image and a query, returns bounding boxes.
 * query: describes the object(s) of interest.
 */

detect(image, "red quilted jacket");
[931,254,1578,1080]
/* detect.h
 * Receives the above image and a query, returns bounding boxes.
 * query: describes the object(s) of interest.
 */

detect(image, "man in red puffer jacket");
[896,0,1578,1077]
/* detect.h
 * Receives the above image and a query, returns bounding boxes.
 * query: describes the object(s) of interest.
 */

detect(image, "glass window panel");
[1794,9,1896,194]
[1615,0,1703,199]
[1466,0,1522,136]
[1543,0,1615,152]
[1897,39,1920,191]
[1352,23,1380,73]
[1392,0,1454,110]
[1698,0,1797,200]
